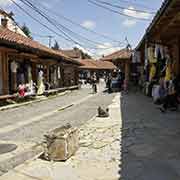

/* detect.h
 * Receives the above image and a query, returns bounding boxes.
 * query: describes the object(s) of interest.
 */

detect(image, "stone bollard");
[43,124,79,161]
[97,106,109,118]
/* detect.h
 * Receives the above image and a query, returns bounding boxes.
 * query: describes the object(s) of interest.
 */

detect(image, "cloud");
[95,42,120,58]
[0,0,14,7]
[73,42,122,59]
[122,6,152,28]
[123,6,151,19]
[122,19,136,27]
[81,20,96,30]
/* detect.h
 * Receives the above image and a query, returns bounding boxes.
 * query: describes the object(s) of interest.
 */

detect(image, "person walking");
[107,75,112,93]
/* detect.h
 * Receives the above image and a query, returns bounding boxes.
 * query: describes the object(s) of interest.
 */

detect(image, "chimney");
[1,17,8,28]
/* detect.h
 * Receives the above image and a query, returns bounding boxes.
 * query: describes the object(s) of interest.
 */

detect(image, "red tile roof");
[60,49,82,59]
[101,48,132,61]
[76,59,117,70]
[0,27,81,65]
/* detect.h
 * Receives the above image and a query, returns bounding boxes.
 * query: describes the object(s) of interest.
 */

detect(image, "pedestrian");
[107,75,112,93]
[91,75,97,93]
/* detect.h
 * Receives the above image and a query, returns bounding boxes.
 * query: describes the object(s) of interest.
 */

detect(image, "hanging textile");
[144,44,148,68]
[132,51,141,63]
[148,47,157,63]
[149,64,156,81]
[57,66,61,79]
[37,70,45,95]
[155,44,164,59]
[165,64,172,81]
[10,61,18,92]
[27,66,32,83]
[11,61,18,73]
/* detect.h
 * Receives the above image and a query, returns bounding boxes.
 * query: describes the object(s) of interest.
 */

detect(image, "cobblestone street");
[2,91,180,179]
[0,85,115,143]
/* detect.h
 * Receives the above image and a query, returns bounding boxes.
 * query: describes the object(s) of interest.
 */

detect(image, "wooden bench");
[0,94,17,101]
[0,94,18,106]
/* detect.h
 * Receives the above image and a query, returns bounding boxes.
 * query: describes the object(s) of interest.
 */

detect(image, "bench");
[0,94,17,101]
[0,94,18,106]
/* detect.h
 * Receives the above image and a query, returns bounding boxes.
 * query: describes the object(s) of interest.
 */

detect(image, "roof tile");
[100,48,132,61]
[0,27,80,65]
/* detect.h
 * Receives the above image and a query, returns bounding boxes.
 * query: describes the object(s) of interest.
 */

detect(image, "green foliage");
[73,47,91,59]
[52,40,60,50]
[21,24,32,39]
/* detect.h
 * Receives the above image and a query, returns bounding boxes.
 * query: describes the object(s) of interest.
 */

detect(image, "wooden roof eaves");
[136,0,172,50]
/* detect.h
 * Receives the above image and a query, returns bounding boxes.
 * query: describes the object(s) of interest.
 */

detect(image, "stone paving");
[0,90,114,143]
[0,94,121,180]
[1,90,180,179]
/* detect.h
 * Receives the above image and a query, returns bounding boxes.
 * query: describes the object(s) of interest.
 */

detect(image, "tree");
[73,47,92,59]
[52,40,60,50]
[21,24,32,39]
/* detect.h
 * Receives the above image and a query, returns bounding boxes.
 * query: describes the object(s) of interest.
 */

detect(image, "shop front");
[0,27,81,97]
[136,0,180,102]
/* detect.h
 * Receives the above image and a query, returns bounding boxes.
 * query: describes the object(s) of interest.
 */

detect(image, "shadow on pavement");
[119,91,180,180]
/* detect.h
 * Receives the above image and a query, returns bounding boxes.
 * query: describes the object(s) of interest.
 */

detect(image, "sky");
[0,0,164,58]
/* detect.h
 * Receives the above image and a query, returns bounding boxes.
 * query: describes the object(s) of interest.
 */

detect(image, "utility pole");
[125,37,131,50]
[48,35,54,48]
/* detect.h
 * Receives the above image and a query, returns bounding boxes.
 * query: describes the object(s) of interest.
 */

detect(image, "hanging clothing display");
[11,61,18,73]
[57,66,61,79]
[18,84,26,97]
[27,66,32,83]
[10,61,18,92]
[53,68,57,86]
[149,64,156,81]
[155,44,164,59]
[144,45,148,68]
[25,80,35,96]
[37,70,45,95]
[165,64,172,81]
[132,51,141,63]
[148,47,157,63]
[156,50,166,78]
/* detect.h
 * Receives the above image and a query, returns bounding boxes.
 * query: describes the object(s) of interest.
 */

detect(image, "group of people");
[17,70,46,97]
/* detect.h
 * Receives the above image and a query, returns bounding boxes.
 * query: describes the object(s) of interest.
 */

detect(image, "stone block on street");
[44,124,79,161]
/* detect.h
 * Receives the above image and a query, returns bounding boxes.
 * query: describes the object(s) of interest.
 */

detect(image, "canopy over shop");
[136,0,180,98]
[0,27,81,96]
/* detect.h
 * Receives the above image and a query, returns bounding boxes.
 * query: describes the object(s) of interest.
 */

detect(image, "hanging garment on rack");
[155,44,160,59]
[148,47,157,63]
[37,70,45,95]
[144,45,148,67]
[149,64,156,81]
[165,64,172,81]
[132,51,141,63]
[160,46,164,59]
[155,44,165,59]
[27,66,32,83]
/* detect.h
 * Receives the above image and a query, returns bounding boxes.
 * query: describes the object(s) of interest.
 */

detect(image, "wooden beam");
[0,47,18,53]
[1,51,9,94]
